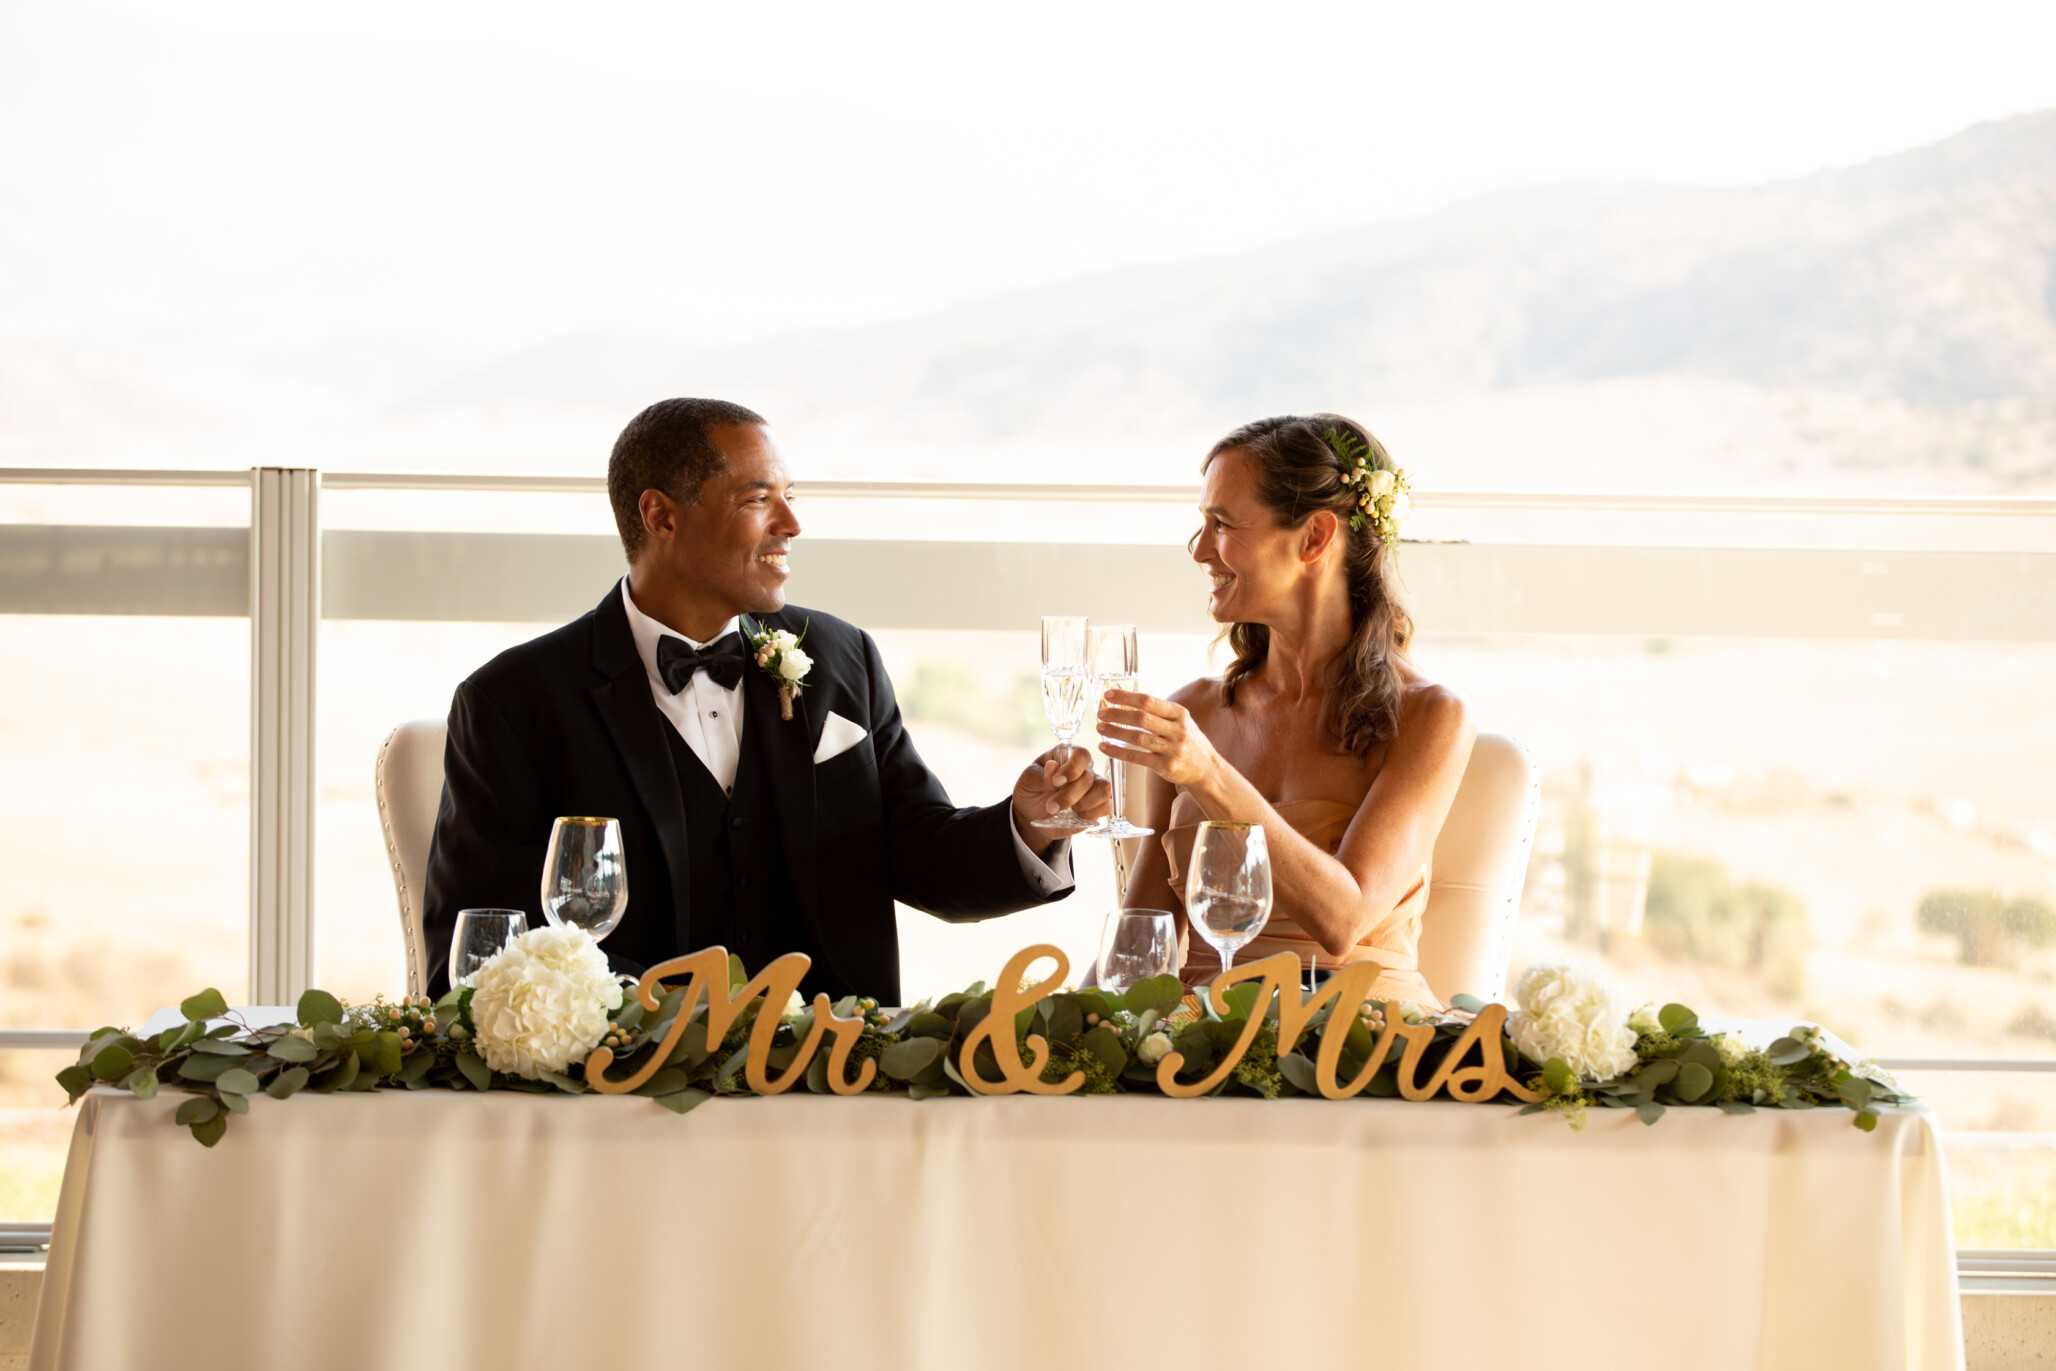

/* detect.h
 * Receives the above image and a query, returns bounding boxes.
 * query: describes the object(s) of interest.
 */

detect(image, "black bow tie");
[657,632,747,693]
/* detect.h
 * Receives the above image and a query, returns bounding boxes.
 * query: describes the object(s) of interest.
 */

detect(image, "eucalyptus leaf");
[1853,1109,1879,1132]
[216,1088,250,1114]
[296,989,344,1028]
[634,1068,695,1097]
[653,1087,712,1115]
[1079,1025,1126,1076]
[156,1020,203,1053]
[1717,1100,1755,1116]
[1542,1058,1575,1096]
[267,1035,318,1063]
[880,1036,945,1081]
[190,1114,228,1147]
[312,1022,346,1052]
[614,1000,646,1032]
[1448,992,1488,1014]
[180,988,229,1022]
[89,1043,135,1082]
[55,1065,92,1103]
[1636,1100,1666,1126]
[398,1050,435,1087]
[178,1053,236,1082]
[1674,1062,1713,1104]
[454,1051,490,1092]
[540,1071,588,1094]
[1277,1052,1320,1095]
[907,1080,951,1101]
[266,1067,311,1099]
[668,1020,711,1067]
[1044,997,1084,1043]
[315,1052,361,1093]
[1766,1037,1810,1067]
[804,1052,831,1094]
[1658,1003,1699,1037]
[727,954,748,989]
[188,1039,253,1057]
[174,1096,221,1126]
[1220,983,1261,1020]
[904,1011,951,1040]
[123,1066,159,1099]
[1120,975,1185,1016]
[1516,1101,1548,1116]
[215,1067,260,1097]
[360,1032,404,1078]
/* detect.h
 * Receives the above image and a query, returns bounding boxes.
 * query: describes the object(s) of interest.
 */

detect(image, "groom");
[421,398,1106,1000]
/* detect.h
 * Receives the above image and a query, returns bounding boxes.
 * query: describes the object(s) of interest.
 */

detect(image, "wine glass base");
[1083,817,1155,839]
[1040,809,1096,833]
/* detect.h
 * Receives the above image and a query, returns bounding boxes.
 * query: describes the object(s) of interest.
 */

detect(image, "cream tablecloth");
[31,1088,1962,1371]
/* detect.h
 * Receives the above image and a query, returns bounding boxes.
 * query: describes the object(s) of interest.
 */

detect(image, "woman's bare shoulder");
[1167,676,1223,717]
[1396,678,1473,754]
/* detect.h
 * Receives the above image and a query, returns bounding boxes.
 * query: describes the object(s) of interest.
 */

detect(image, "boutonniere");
[744,618,813,720]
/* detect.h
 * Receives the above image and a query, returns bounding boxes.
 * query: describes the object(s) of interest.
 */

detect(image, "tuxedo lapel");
[588,586,696,951]
[741,637,822,939]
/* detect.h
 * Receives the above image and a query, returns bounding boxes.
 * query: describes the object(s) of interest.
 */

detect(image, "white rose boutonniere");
[745,618,813,720]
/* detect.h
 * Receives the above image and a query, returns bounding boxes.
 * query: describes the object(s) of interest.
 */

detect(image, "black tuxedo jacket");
[421,582,1070,1001]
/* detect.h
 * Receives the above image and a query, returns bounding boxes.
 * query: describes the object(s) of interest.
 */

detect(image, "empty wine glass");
[1038,615,1093,833]
[1083,622,1152,839]
[449,908,528,989]
[1095,908,1178,991]
[1184,821,1272,977]
[540,816,628,941]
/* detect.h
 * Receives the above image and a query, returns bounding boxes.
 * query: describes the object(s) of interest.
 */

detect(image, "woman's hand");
[1096,690,1223,791]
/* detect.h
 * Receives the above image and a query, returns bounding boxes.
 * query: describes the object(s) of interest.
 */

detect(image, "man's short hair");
[607,398,767,561]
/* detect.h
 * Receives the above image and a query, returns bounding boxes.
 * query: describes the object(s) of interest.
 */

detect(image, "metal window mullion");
[249,467,318,1005]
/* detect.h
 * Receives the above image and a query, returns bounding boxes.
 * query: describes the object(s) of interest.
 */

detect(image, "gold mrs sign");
[586,943,1539,1105]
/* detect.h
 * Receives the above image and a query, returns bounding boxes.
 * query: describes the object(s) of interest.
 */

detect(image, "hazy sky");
[4,0,2053,361]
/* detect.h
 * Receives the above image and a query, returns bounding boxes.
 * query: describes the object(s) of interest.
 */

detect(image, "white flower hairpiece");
[1326,426,1412,545]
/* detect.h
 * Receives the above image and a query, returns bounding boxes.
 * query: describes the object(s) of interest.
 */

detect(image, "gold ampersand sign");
[586,942,1539,1105]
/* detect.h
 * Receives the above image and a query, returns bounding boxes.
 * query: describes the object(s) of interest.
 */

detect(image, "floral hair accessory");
[1326,425,1411,544]
[744,617,812,720]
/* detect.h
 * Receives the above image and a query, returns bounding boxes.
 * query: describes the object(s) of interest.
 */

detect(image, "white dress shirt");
[621,580,744,794]
[618,580,1072,892]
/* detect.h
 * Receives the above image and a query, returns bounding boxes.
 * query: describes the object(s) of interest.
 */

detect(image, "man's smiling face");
[650,423,801,620]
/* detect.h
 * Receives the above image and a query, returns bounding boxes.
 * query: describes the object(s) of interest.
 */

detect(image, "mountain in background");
[8,111,2055,491]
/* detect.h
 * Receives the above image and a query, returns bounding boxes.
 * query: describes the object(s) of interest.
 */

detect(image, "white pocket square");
[813,710,868,765]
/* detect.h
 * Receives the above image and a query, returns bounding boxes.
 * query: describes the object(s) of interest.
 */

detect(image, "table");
[31,1088,1963,1370]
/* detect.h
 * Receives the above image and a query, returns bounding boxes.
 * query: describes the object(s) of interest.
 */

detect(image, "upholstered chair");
[1111,732,1537,1005]
[375,720,448,999]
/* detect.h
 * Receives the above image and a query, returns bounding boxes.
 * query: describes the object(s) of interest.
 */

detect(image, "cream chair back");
[1112,732,1537,1005]
[1417,732,1537,1004]
[375,720,448,999]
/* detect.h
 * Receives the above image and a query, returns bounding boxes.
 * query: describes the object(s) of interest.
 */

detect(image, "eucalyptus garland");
[55,961,1909,1148]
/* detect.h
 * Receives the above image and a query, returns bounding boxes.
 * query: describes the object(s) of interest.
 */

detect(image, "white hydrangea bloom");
[468,925,624,1080]
[1507,963,1639,1083]
[1714,1033,1748,1066]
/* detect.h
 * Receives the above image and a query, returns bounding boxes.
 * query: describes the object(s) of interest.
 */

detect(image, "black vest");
[662,716,810,988]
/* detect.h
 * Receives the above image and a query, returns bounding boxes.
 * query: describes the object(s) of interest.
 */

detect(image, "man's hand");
[1010,744,1111,850]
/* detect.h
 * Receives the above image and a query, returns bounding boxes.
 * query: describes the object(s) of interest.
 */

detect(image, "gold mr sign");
[586,943,1541,1104]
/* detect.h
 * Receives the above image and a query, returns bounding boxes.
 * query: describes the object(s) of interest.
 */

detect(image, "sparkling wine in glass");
[1184,821,1272,977]
[449,908,527,989]
[1096,908,1178,992]
[540,816,628,941]
[1038,615,1093,833]
[1083,623,1152,839]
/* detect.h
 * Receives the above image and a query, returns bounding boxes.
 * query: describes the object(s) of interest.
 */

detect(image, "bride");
[1098,413,1474,1008]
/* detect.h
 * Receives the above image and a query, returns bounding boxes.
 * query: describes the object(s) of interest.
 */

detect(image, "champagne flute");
[1038,615,1093,832]
[540,816,629,941]
[1184,821,1272,977]
[1083,623,1152,839]
[449,908,527,989]
[1095,908,1178,992]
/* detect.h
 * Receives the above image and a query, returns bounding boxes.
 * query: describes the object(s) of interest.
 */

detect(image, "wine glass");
[540,816,629,941]
[1095,908,1178,992]
[449,908,527,989]
[1184,821,1272,976]
[1082,623,1152,839]
[1038,615,1093,832]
